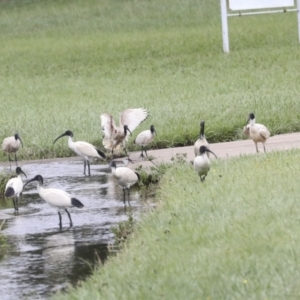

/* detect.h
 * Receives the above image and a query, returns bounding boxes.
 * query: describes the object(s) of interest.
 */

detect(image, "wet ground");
[0,159,151,299]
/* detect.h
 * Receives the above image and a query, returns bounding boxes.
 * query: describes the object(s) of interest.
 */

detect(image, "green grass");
[0,0,300,161]
[54,149,300,299]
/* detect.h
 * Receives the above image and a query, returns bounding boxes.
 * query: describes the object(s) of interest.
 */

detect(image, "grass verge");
[54,149,300,299]
[0,0,300,161]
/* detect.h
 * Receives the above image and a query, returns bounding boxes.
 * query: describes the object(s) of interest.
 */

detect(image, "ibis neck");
[68,136,74,148]
[250,118,256,125]
[200,125,205,138]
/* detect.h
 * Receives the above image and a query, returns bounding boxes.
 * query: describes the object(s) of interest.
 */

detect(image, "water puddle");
[0,159,152,299]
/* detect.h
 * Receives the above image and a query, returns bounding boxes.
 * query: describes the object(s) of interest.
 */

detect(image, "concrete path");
[127,132,300,169]
[1,132,300,169]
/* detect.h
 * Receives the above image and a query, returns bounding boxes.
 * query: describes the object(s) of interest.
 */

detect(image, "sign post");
[220,0,299,53]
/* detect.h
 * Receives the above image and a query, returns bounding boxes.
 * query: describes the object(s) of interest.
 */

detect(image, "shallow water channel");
[0,159,150,300]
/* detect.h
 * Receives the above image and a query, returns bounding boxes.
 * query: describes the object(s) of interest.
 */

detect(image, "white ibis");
[23,175,84,228]
[101,108,149,157]
[194,145,217,182]
[194,121,210,157]
[53,130,106,176]
[2,133,23,169]
[134,125,156,159]
[4,166,27,213]
[243,113,270,153]
[109,160,140,205]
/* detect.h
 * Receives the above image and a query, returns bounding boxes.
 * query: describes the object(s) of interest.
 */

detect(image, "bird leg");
[87,160,91,176]
[58,211,62,229]
[124,147,128,156]
[263,144,267,153]
[8,155,12,171]
[122,188,126,206]
[83,160,87,175]
[200,175,206,182]
[14,153,18,167]
[127,188,131,206]
[139,151,145,159]
[65,209,73,227]
[13,197,19,211]
[255,143,259,153]
[139,146,147,160]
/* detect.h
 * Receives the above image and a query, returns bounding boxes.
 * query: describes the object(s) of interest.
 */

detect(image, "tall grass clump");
[0,0,300,161]
[54,149,300,299]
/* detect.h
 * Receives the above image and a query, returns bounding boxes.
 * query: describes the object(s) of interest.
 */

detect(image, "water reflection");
[0,159,145,299]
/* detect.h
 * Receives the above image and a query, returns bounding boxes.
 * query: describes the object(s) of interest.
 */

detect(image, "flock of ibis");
[1,110,270,228]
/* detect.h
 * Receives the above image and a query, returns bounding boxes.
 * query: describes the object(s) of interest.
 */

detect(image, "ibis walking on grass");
[134,125,156,159]
[243,113,270,153]
[24,175,84,229]
[4,167,27,213]
[109,160,140,206]
[101,108,149,157]
[194,121,209,157]
[53,130,106,176]
[194,145,217,182]
[2,133,23,169]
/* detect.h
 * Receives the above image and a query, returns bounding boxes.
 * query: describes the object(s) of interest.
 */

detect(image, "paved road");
[128,132,300,169]
[1,132,300,169]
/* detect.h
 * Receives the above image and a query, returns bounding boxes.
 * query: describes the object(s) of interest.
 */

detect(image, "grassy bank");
[55,149,300,299]
[0,0,300,161]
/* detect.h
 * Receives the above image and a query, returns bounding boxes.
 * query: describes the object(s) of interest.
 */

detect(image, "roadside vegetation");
[0,0,300,161]
[55,149,300,299]
[1,0,300,299]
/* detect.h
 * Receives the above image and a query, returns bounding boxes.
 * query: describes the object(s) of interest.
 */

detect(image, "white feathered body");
[243,122,270,149]
[111,166,139,189]
[101,108,149,153]
[37,184,74,210]
[194,137,209,157]
[135,129,155,147]
[2,136,21,154]
[5,175,24,197]
[245,123,270,143]
[194,153,211,178]
[68,136,103,161]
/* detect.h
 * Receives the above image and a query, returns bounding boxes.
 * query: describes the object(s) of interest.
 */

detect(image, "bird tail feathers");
[5,187,15,197]
[71,198,84,208]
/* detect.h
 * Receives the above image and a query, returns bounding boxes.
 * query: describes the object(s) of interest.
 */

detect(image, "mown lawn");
[54,149,300,299]
[0,0,300,161]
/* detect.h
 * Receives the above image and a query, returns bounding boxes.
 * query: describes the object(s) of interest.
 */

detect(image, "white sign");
[229,0,294,10]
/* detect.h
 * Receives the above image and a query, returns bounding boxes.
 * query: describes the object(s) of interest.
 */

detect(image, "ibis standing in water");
[109,160,140,206]
[194,145,217,182]
[23,175,84,228]
[4,167,27,213]
[243,113,270,153]
[134,125,156,159]
[101,108,149,157]
[2,133,23,169]
[194,121,209,157]
[53,130,106,176]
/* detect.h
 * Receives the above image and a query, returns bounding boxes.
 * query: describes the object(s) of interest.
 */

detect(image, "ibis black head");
[53,130,74,144]
[200,121,205,137]
[199,145,217,158]
[109,160,117,169]
[124,125,132,136]
[14,133,23,147]
[150,125,156,134]
[16,167,27,178]
[24,174,44,188]
[246,113,255,125]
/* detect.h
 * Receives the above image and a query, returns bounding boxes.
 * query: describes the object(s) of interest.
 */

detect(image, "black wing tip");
[96,149,106,159]
[5,187,15,197]
[71,198,84,208]
[135,172,141,181]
